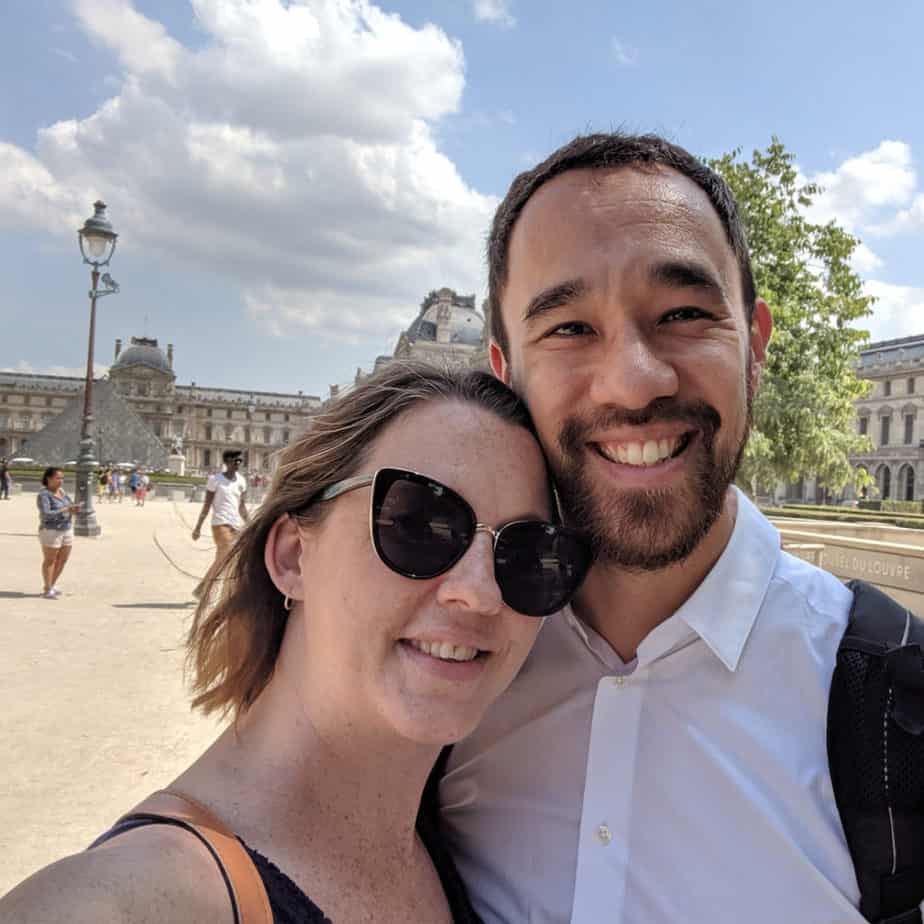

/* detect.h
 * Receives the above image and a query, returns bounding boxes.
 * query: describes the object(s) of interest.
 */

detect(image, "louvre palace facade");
[0,288,488,473]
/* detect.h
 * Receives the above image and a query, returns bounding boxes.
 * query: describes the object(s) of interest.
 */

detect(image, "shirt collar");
[565,487,780,673]
[651,486,779,672]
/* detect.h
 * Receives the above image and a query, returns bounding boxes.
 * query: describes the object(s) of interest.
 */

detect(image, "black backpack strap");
[829,581,924,923]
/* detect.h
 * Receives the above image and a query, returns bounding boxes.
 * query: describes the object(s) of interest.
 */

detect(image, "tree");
[709,138,875,497]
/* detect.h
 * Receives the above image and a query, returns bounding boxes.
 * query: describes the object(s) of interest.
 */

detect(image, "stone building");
[339,288,489,399]
[0,337,321,473]
[849,333,924,502]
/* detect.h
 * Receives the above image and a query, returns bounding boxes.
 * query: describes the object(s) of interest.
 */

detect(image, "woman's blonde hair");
[187,361,538,719]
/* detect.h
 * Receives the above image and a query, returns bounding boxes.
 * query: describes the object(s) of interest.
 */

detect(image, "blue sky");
[2,0,922,398]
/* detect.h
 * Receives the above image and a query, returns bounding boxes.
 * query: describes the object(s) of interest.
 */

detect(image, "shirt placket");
[570,669,645,923]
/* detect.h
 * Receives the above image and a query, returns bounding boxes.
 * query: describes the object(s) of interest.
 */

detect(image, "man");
[439,134,870,922]
[192,449,248,599]
[0,458,10,500]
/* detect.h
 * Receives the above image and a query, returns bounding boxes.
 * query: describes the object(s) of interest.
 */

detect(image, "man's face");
[491,166,771,570]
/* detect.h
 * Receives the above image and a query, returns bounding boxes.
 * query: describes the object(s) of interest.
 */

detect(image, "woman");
[35,466,79,599]
[1,363,592,923]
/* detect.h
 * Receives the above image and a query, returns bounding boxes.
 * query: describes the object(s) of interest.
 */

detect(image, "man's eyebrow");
[650,260,728,299]
[522,279,588,323]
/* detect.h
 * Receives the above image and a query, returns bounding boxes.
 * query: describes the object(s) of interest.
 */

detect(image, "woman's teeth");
[407,639,480,662]
[597,436,682,467]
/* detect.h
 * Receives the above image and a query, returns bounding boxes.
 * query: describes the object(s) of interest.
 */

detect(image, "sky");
[1,0,923,399]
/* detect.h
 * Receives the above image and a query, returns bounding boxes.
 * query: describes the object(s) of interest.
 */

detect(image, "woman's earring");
[283,594,294,611]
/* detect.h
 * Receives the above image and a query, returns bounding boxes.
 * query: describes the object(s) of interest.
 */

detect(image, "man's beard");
[551,378,753,572]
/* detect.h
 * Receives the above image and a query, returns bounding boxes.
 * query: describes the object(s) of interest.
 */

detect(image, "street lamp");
[74,201,120,537]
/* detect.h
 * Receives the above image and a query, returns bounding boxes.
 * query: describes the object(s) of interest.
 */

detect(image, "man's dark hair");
[487,132,757,354]
[223,449,243,464]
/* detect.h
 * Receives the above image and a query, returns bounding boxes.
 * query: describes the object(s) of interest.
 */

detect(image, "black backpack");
[828,580,924,923]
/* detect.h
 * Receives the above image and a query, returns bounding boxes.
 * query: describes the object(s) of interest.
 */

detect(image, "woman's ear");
[265,514,308,603]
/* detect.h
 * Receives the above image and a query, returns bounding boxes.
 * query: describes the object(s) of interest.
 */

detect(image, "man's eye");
[661,307,712,323]
[547,321,593,337]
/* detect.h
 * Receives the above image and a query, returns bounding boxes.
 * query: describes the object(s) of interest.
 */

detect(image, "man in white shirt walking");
[439,133,885,922]
[192,449,248,599]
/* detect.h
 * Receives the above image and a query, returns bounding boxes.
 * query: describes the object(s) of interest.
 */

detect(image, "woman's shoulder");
[0,823,233,923]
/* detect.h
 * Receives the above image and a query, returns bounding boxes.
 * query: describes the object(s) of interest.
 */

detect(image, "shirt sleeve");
[206,474,218,493]
[37,491,52,518]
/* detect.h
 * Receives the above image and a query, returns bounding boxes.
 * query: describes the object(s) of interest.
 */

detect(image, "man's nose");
[435,532,504,616]
[588,326,679,411]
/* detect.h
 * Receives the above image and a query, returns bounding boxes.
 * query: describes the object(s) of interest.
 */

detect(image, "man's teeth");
[598,437,680,467]
[408,639,480,662]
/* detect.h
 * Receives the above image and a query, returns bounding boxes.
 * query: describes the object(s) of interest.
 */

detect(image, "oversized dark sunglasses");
[300,467,592,617]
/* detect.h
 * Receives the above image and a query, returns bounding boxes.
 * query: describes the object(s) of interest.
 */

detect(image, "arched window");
[880,466,892,499]
[906,466,916,502]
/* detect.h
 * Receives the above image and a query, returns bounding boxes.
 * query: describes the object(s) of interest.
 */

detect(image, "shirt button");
[611,676,626,687]
[596,824,612,845]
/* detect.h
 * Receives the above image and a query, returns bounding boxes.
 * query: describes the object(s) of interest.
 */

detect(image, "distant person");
[128,467,140,501]
[0,458,10,500]
[36,467,80,599]
[108,468,122,503]
[97,467,110,502]
[135,469,149,507]
[191,450,249,599]
[0,363,590,923]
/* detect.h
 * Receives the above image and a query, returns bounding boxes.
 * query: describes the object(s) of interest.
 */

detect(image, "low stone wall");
[771,516,924,549]
[774,521,924,615]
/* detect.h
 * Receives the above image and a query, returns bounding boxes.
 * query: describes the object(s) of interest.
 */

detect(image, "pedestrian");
[438,132,879,922]
[108,468,122,503]
[97,466,110,502]
[0,363,591,922]
[128,467,140,501]
[0,457,11,500]
[191,449,249,599]
[135,469,149,507]
[36,466,80,599]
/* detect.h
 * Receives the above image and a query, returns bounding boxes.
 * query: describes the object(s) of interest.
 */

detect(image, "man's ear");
[264,514,307,603]
[749,298,773,389]
[489,340,511,384]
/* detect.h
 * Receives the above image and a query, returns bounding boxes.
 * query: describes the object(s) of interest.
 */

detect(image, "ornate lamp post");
[74,201,120,537]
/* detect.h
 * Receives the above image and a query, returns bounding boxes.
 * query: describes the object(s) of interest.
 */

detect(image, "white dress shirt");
[441,489,874,923]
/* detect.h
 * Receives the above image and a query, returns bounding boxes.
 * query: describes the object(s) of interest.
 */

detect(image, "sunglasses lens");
[373,473,473,578]
[494,522,592,617]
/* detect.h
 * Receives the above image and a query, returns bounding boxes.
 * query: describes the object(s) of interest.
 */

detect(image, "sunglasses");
[297,467,592,617]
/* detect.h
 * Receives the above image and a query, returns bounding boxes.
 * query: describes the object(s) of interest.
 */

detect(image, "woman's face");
[47,471,63,491]
[291,399,551,746]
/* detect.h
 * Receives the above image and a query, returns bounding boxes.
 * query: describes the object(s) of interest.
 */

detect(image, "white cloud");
[868,193,924,237]
[1,0,490,345]
[473,0,515,27]
[1,360,110,378]
[804,140,916,234]
[610,37,638,67]
[861,280,924,342]
[851,241,884,274]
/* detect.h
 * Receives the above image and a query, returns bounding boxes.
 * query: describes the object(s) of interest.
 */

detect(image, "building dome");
[111,337,172,376]
[405,289,484,347]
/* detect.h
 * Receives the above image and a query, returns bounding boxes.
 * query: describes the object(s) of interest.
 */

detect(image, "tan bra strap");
[121,789,272,924]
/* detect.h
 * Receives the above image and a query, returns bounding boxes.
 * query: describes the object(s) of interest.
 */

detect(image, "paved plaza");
[0,492,223,895]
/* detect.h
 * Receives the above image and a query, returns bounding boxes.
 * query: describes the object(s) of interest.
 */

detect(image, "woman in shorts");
[36,466,80,599]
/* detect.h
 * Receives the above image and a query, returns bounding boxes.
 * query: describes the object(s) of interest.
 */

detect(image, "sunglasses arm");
[318,473,376,502]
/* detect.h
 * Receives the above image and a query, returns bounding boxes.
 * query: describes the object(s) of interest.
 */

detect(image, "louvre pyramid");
[26,379,168,469]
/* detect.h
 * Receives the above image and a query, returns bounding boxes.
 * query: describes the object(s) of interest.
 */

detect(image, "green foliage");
[882,499,924,515]
[709,139,874,494]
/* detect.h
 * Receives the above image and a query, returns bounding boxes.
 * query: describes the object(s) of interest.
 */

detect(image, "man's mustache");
[558,398,723,455]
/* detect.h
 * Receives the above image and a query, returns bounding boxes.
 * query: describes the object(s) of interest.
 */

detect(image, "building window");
[906,415,915,445]
[283,430,290,444]
[263,427,271,444]
[284,413,290,422]
[910,378,917,395]
[859,417,868,436]
[206,408,212,418]
[205,425,213,441]
[881,416,891,446]
[884,380,892,397]
[906,467,916,502]
[203,448,212,468]
[882,467,892,499]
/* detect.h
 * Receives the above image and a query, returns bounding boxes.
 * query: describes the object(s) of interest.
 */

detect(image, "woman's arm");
[0,824,234,923]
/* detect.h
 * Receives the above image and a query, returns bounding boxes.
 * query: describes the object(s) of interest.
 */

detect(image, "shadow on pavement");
[0,591,34,599]
[0,532,38,538]
[112,602,195,610]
